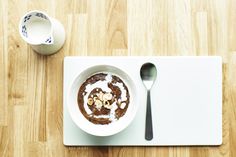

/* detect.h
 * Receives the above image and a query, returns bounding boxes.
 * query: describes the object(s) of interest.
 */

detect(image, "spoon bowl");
[140,63,157,89]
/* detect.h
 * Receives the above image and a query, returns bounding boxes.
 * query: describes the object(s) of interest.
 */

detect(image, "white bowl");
[67,65,138,136]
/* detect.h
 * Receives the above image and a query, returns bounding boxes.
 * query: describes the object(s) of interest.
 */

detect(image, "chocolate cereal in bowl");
[67,65,138,136]
[78,73,130,125]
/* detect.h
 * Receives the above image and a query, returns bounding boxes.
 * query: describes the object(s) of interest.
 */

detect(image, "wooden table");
[0,0,235,156]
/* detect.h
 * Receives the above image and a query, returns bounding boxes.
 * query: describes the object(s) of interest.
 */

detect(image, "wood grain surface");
[0,0,236,156]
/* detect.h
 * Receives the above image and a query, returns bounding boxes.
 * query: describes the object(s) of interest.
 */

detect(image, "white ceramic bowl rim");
[67,65,139,136]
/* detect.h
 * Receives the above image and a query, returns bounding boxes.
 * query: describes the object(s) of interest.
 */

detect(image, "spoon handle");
[145,90,153,140]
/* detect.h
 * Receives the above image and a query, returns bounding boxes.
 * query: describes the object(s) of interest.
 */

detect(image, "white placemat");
[63,56,222,146]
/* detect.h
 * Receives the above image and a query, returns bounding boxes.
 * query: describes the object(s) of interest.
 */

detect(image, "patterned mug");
[19,10,65,55]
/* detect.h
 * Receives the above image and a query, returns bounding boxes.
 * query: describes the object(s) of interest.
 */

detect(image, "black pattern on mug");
[45,37,52,43]
[21,25,27,37]
[35,13,48,20]
[24,15,32,23]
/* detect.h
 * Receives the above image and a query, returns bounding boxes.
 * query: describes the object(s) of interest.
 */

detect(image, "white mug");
[19,10,65,55]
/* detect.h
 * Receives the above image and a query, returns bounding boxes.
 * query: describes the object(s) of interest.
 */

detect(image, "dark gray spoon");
[140,63,157,141]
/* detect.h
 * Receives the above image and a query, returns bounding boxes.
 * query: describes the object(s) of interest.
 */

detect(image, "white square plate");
[63,56,222,146]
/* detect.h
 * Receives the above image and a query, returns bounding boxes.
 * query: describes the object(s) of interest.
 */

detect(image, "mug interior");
[19,10,53,45]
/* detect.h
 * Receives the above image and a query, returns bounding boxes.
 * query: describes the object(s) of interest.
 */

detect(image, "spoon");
[140,63,157,141]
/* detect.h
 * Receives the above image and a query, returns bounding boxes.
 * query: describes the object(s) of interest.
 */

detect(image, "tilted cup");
[19,10,65,55]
